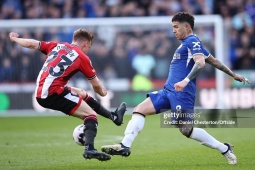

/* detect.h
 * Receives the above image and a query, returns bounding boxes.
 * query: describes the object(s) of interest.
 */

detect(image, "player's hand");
[99,87,107,97]
[9,32,19,42]
[174,80,189,92]
[233,74,251,85]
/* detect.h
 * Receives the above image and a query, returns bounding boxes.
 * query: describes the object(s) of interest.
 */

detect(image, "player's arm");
[89,77,107,97]
[174,54,205,92]
[185,54,205,82]
[9,32,39,50]
[79,55,107,97]
[206,55,251,84]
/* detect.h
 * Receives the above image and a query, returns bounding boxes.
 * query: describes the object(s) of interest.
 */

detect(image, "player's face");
[172,21,188,40]
[82,40,92,54]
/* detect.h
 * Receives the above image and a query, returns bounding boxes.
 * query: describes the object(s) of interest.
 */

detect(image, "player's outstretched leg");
[222,143,237,165]
[112,102,127,126]
[84,92,127,126]
[101,143,131,157]
[102,113,145,156]
[83,149,111,161]
[189,127,237,165]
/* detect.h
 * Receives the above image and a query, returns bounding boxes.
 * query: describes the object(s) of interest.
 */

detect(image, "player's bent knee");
[179,125,193,138]
[78,89,87,99]
[71,87,86,98]
[133,105,146,115]
[133,106,141,113]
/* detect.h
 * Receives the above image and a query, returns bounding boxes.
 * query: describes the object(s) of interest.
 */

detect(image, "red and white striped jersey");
[35,41,96,98]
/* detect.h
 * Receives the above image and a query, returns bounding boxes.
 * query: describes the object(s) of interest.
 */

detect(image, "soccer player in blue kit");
[101,12,251,164]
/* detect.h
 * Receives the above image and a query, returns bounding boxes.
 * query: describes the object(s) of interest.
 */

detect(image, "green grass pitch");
[1,113,255,170]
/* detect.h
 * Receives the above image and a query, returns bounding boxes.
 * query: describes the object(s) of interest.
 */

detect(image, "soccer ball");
[72,124,85,146]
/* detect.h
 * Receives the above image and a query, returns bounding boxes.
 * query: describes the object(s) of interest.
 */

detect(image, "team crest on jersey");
[173,53,181,60]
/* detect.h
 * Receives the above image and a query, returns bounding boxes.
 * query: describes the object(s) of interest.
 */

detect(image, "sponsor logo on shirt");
[192,42,201,50]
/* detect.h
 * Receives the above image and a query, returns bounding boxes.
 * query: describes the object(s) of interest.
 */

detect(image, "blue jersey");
[164,35,210,96]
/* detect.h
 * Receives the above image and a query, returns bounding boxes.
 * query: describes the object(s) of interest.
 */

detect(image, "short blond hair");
[73,29,94,42]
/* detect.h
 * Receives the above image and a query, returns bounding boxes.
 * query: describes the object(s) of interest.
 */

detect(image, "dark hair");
[73,29,94,42]
[172,12,195,30]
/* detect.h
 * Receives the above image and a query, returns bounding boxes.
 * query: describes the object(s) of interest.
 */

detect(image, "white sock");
[190,128,228,153]
[121,114,145,148]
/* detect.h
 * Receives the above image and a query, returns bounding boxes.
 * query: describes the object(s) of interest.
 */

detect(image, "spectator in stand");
[132,44,156,77]
[232,6,253,31]
[0,58,15,82]
[1,0,22,19]
[112,47,134,79]
[89,40,111,79]
[153,46,171,79]
[245,0,255,23]
[233,47,255,70]
[214,0,255,69]
[229,28,240,64]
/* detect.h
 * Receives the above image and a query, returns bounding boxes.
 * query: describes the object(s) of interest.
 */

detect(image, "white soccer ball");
[72,124,85,146]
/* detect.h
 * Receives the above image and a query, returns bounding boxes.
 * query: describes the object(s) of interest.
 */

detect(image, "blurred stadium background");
[0,0,254,115]
[1,1,255,170]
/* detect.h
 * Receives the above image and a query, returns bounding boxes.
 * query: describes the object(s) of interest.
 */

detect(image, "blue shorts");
[147,89,195,122]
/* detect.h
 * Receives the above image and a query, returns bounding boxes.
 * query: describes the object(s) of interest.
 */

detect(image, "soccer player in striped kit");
[9,29,127,161]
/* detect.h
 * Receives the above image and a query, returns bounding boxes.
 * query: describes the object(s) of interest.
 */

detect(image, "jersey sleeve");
[202,46,210,59]
[187,37,210,59]
[79,54,97,80]
[39,41,58,55]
